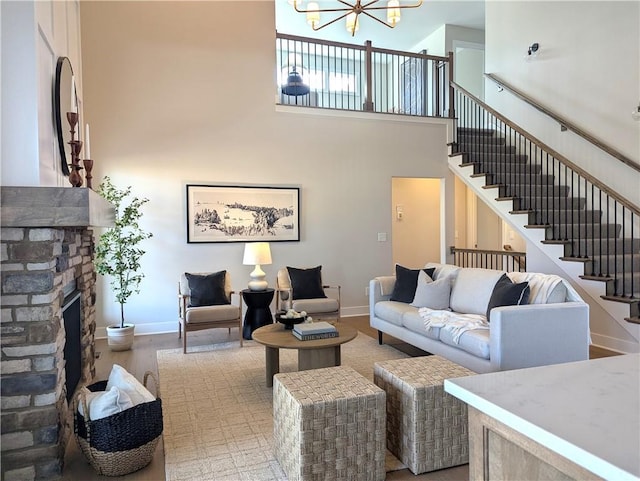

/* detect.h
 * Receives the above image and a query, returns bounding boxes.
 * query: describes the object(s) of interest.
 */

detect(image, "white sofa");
[369,263,590,373]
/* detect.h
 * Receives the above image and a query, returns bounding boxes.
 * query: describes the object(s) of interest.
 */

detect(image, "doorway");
[391,177,441,268]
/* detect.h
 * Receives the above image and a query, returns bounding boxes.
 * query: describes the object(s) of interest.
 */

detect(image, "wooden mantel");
[1,187,115,228]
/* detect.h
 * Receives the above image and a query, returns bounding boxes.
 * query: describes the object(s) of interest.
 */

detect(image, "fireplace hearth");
[1,187,113,481]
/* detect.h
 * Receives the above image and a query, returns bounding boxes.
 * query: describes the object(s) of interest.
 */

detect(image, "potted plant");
[95,176,152,351]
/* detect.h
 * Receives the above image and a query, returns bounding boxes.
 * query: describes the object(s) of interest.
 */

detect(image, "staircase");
[447,88,640,350]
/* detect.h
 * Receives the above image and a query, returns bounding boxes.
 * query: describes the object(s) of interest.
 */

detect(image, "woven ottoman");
[373,356,474,474]
[273,366,386,481]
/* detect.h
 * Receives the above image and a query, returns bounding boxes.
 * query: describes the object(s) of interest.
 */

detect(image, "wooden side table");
[241,288,274,340]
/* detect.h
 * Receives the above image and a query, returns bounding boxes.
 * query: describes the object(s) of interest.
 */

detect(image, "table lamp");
[242,242,272,291]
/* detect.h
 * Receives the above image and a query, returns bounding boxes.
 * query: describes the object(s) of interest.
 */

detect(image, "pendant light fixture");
[281,66,310,96]
[291,0,423,37]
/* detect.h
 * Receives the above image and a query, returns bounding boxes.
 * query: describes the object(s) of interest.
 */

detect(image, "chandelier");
[290,0,423,36]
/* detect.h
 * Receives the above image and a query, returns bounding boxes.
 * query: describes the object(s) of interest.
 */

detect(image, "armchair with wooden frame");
[275,266,341,321]
[178,271,243,353]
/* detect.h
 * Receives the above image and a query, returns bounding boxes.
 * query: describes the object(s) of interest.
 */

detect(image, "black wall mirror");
[54,56,76,176]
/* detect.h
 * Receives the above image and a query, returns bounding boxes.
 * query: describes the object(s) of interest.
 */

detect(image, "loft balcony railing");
[450,246,527,272]
[276,32,454,118]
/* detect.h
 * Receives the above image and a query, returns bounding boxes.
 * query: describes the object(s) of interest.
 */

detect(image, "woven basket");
[73,371,163,477]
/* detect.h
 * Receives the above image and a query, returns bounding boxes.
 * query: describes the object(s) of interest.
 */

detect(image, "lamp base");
[248,279,268,291]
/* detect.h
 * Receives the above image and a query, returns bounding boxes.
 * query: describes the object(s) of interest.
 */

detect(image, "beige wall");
[80,1,454,334]
[391,177,441,269]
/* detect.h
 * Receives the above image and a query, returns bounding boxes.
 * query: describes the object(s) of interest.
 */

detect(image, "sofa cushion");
[374,301,416,327]
[401,310,440,340]
[486,274,530,321]
[449,268,505,316]
[411,276,452,310]
[439,328,490,359]
[390,265,435,303]
[425,263,462,283]
[185,271,229,307]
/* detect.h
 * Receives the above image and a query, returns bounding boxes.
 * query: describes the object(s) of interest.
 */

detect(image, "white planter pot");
[106,324,135,351]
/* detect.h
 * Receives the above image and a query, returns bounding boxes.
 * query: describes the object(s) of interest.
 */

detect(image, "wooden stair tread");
[510,210,533,214]
[482,184,503,189]
[496,196,516,202]
[624,316,640,324]
[541,240,571,245]
[524,224,550,229]
[560,256,590,263]
[601,295,639,305]
[580,274,615,282]
[470,173,488,178]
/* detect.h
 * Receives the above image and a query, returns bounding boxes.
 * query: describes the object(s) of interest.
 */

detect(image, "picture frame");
[186,184,300,243]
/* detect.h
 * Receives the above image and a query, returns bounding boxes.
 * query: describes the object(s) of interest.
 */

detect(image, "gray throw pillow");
[185,271,229,307]
[411,276,452,309]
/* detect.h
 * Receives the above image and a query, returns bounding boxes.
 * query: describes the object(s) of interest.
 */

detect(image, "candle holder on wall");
[66,112,83,187]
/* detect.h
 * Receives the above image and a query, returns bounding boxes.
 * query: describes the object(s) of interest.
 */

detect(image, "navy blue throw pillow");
[390,265,436,303]
[185,271,229,307]
[287,266,327,300]
[486,273,530,321]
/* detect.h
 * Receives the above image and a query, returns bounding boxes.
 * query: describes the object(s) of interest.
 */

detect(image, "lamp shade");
[281,68,310,96]
[242,242,272,266]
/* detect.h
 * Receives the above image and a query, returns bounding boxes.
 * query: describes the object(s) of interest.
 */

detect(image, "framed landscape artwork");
[186,184,300,243]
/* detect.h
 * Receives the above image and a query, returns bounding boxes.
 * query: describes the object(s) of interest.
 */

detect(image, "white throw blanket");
[418,307,488,344]
[507,272,583,303]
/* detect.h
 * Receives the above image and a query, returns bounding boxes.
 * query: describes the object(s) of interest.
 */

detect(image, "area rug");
[157,333,409,481]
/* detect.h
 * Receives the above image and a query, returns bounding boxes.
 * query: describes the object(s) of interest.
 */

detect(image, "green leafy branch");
[95,176,152,327]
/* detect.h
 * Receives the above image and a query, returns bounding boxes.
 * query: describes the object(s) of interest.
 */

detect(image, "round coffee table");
[252,322,358,387]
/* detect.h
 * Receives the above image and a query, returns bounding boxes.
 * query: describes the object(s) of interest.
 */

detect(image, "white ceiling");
[275,0,485,51]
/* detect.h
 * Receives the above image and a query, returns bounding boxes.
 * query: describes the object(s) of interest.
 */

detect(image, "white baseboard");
[95,321,178,340]
[95,309,372,340]
[590,332,640,354]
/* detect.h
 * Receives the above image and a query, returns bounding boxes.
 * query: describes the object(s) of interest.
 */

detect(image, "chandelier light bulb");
[306,2,320,28]
[387,0,401,26]
[346,12,359,35]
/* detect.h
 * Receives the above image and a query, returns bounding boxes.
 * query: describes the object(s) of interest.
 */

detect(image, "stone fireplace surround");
[1,187,113,481]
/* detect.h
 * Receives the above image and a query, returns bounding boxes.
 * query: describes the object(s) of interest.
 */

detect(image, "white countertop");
[444,354,640,480]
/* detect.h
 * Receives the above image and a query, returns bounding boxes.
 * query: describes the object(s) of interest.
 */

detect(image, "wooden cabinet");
[468,407,602,480]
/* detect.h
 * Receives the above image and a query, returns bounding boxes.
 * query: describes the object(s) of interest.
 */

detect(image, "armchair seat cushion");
[185,304,241,324]
[291,298,338,314]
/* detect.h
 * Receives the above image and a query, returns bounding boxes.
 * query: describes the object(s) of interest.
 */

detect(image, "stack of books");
[292,321,338,341]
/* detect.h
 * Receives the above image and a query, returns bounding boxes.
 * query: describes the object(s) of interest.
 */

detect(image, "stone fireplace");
[1,187,113,481]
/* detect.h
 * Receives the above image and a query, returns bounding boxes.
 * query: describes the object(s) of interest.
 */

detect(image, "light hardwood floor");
[63,316,617,481]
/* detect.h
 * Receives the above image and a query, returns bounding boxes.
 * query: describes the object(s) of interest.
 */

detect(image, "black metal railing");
[276,32,454,118]
[451,246,527,272]
[452,82,640,301]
